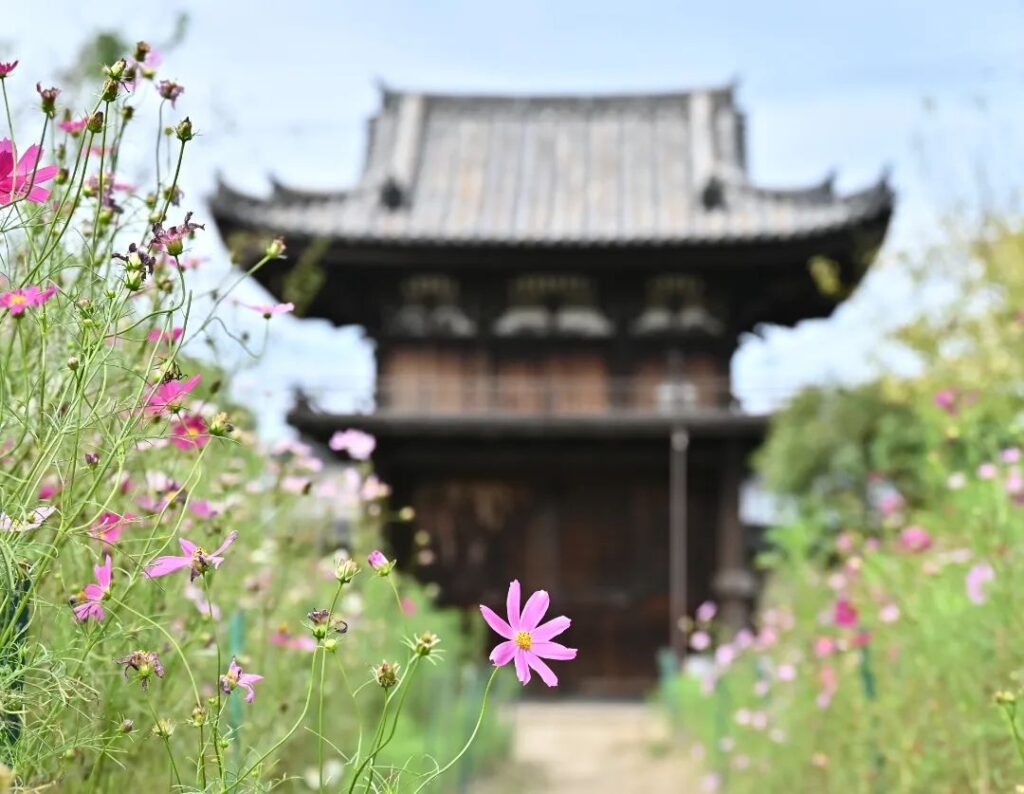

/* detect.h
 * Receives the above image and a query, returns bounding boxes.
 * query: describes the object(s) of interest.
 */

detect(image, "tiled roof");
[211,85,892,246]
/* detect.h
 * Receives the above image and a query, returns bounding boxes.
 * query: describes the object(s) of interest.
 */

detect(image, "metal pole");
[669,427,690,659]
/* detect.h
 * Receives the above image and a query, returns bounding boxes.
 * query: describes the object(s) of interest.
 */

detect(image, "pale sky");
[5,1,1024,436]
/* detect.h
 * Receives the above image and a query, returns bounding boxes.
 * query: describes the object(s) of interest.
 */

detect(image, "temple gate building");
[210,84,893,694]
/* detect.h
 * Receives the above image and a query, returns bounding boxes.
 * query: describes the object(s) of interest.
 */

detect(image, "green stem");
[414,666,500,793]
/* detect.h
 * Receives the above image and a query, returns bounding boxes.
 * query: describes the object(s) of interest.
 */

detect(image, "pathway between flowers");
[471,702,696,794]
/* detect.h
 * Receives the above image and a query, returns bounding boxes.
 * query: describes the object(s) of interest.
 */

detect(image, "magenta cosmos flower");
[220,657,263,703]
[0,284,57,316]
[91,511,136,544]
[0,140,58,204]
[170,413,210,450]
[59,116,89,135]
[0,61,18,78]
[480,580,577,687]
[144,531,238,581]
[144,373,200,415]
[146,326,183,345]
[833,598,859,628]
[241,301,294,318]
[72,555,112,622]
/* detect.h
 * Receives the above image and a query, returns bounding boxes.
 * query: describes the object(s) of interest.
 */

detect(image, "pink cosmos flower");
[811,639,835,659]
[1002,447,1022,464]
[360,475,390,500]
[190,499,220,519]
[59,116,89,134]
[0,284,57,316]
[328,429,376,460]
[220,657,262,703]
[270,627,317,652]
[899,526,932,554]
[144,531,238,581]
[144,374,201,415]
[966,562,995,604]
[978,462,998,480]
[90,511,136,544]
[157,79,184,106]
[695,600,717,624]
[149,211,204,256]
[170,413,210,450]
[240,301,294,318]
[480,579,577,687]
[879,603,900,623]
[0,61,18,78]
[72,555,112,622]
[776,663,797,681]
[146,326,183,345]
[0,140,58,204]
[833,598,858,628]
[690,630,711,651]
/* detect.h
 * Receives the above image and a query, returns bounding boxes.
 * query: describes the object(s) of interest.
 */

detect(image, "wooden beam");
[669,427,690,659]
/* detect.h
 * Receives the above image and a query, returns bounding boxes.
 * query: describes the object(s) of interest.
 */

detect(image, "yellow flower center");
[9,295,26,306]
[514,631,532,651]
[186,426,199,437]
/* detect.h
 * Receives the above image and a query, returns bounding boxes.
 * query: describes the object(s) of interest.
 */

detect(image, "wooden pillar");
[669,427,690,658]
[714,440,755,632]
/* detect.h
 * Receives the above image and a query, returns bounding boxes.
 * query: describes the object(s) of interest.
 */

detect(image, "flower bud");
[323,638,338,653]
[367,550,394,576]
[122,105,135,121]
[66,356,79,371]
[55,167,69,185]
[134,41,151,62]
[84,452,99,467]
[335,558,359,584]
[119,719,134,734]
[995,690,1018,705]
[266,237,286,258]
[151,718,174,739]
[209,412,234,437]
[86,111,104,134]
[100,78,119,103]
[175,117,194,143]
[188,706,208,727]
[414,632,440,657]
[36,84,60,117]
[373,660,399,690]
[105,58,128,80]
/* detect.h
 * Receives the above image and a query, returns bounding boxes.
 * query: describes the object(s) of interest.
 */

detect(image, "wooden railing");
[364,375,739,417]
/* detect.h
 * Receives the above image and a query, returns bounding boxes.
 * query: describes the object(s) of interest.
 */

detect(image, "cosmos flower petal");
[531,615,570,641]
[83,583,105,600]
[519,589,550,631]
[525,652,559,687]
[506,579,522,630]
[94,555,113,589]
[513,648,531,685]
[531,641,577,661]
[479,605,514,639]
[179,538,197,556]
[211,530,238,557]
[489,640,517,667]
[144,555,191,579]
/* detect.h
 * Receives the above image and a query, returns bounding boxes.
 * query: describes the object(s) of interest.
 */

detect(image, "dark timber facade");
[210,85,893,695]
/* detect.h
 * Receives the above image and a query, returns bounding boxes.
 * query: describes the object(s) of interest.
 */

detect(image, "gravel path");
[471,701,697,794]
